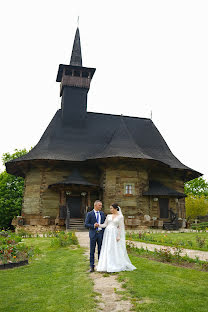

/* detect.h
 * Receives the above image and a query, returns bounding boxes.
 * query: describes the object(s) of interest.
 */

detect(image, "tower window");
[65,69,73,76]
[82,71,89,78]
[125,184,133,195]
[74,70,81,77]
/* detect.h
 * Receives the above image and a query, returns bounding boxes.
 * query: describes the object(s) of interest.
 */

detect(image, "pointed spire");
[70,27,82,66]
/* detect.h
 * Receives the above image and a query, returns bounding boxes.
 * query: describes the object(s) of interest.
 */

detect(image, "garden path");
[128,241,208,261]
[76,232,133,312]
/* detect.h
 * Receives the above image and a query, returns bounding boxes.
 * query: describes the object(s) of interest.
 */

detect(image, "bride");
[96,203,136,272]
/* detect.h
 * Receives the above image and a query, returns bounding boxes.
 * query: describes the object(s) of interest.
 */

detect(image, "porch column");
[60,190,66,206]
[87,191,91,210]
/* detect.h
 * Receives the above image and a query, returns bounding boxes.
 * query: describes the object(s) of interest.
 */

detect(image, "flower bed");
[126,231,208,251]
[127,241,208,272]
[0,230,39,269]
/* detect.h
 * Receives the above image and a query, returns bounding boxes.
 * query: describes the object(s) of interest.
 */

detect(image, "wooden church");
[6,28,201,232]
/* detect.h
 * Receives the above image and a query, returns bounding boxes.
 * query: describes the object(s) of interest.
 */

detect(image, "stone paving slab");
[128,241,208,261]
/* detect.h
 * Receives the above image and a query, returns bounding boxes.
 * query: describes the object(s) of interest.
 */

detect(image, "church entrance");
[67,196,82,218]
[159,198,169,218]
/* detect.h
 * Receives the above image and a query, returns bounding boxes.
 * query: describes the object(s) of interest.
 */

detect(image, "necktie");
[96,211,99,223]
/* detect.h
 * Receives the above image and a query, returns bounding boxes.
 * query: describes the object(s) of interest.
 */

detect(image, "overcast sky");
[0,0,207,181]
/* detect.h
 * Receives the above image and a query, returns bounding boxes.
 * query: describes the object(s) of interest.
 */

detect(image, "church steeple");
[70,27,82,66]
[56,27,96,126]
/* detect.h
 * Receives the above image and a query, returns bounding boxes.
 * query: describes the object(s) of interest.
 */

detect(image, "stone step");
[70,218,84,222]
[68,225,86,231]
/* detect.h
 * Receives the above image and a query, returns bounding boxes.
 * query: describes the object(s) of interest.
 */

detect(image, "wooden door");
[159,198,169,218]
[67,196,82,218]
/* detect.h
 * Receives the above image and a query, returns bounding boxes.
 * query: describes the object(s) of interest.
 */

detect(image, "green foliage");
[185,195,208,219]
[0,171,24,230]
[0,148,29,230]
[185,177,208,220]
[51,231,79,247]
[185,176,208,197]
[2,148,29,166]
[191,222,208,231]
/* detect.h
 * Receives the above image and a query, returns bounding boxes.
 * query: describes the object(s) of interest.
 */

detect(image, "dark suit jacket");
[85,210,106,238]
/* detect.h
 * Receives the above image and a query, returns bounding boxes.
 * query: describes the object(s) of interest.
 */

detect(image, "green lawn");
[1,236,208,312]
[118,254,208,312]
[127,232,208,251]
[0,238,95,312]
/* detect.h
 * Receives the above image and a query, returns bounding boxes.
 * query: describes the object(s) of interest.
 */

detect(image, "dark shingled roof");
[143,180,186,198]
[48,168,98,188]
[6,110,201,180]
[5,27,202,181]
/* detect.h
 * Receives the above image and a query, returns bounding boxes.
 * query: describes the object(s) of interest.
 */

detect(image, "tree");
[185,177,208,197]
[186,195,208,219]
[0,148,29,230]
[185,177,208,219]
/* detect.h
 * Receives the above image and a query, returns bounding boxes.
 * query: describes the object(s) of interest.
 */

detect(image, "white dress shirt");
[94,209,102,231]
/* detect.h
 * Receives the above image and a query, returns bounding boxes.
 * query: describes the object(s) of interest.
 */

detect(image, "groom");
[85,200,106,272]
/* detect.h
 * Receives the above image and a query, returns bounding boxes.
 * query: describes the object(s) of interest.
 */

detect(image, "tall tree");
[0,148,29,230]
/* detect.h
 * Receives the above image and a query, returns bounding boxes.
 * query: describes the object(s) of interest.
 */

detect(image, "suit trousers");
[90,231,103,268]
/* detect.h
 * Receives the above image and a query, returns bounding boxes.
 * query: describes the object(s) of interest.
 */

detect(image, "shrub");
[191,222,208,231]
[51,231,78,247]
[196,236,206,249]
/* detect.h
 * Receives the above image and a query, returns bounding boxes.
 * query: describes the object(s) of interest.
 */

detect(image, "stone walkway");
[128,241,208,261]
[75,232,133,312]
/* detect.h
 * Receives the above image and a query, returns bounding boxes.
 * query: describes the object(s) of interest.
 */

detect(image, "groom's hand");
[94,223,99,228]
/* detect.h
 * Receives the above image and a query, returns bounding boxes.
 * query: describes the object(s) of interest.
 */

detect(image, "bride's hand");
[116,237,120,241]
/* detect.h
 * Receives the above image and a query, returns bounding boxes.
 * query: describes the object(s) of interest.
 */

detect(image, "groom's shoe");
[89,266,94,273]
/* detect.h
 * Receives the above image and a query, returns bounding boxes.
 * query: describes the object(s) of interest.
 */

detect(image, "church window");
[125,184,133,194]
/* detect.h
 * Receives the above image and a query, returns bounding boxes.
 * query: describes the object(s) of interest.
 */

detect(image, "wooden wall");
[102,162,149,216]
[21,159,186,226]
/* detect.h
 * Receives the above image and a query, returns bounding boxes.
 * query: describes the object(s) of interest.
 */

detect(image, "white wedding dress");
[96,213,136,272]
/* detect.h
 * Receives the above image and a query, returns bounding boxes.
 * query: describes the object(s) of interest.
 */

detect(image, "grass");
[1,235,208,312]
[0,237,96,312]
[118,254,208,312]
[127,231,208,251]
